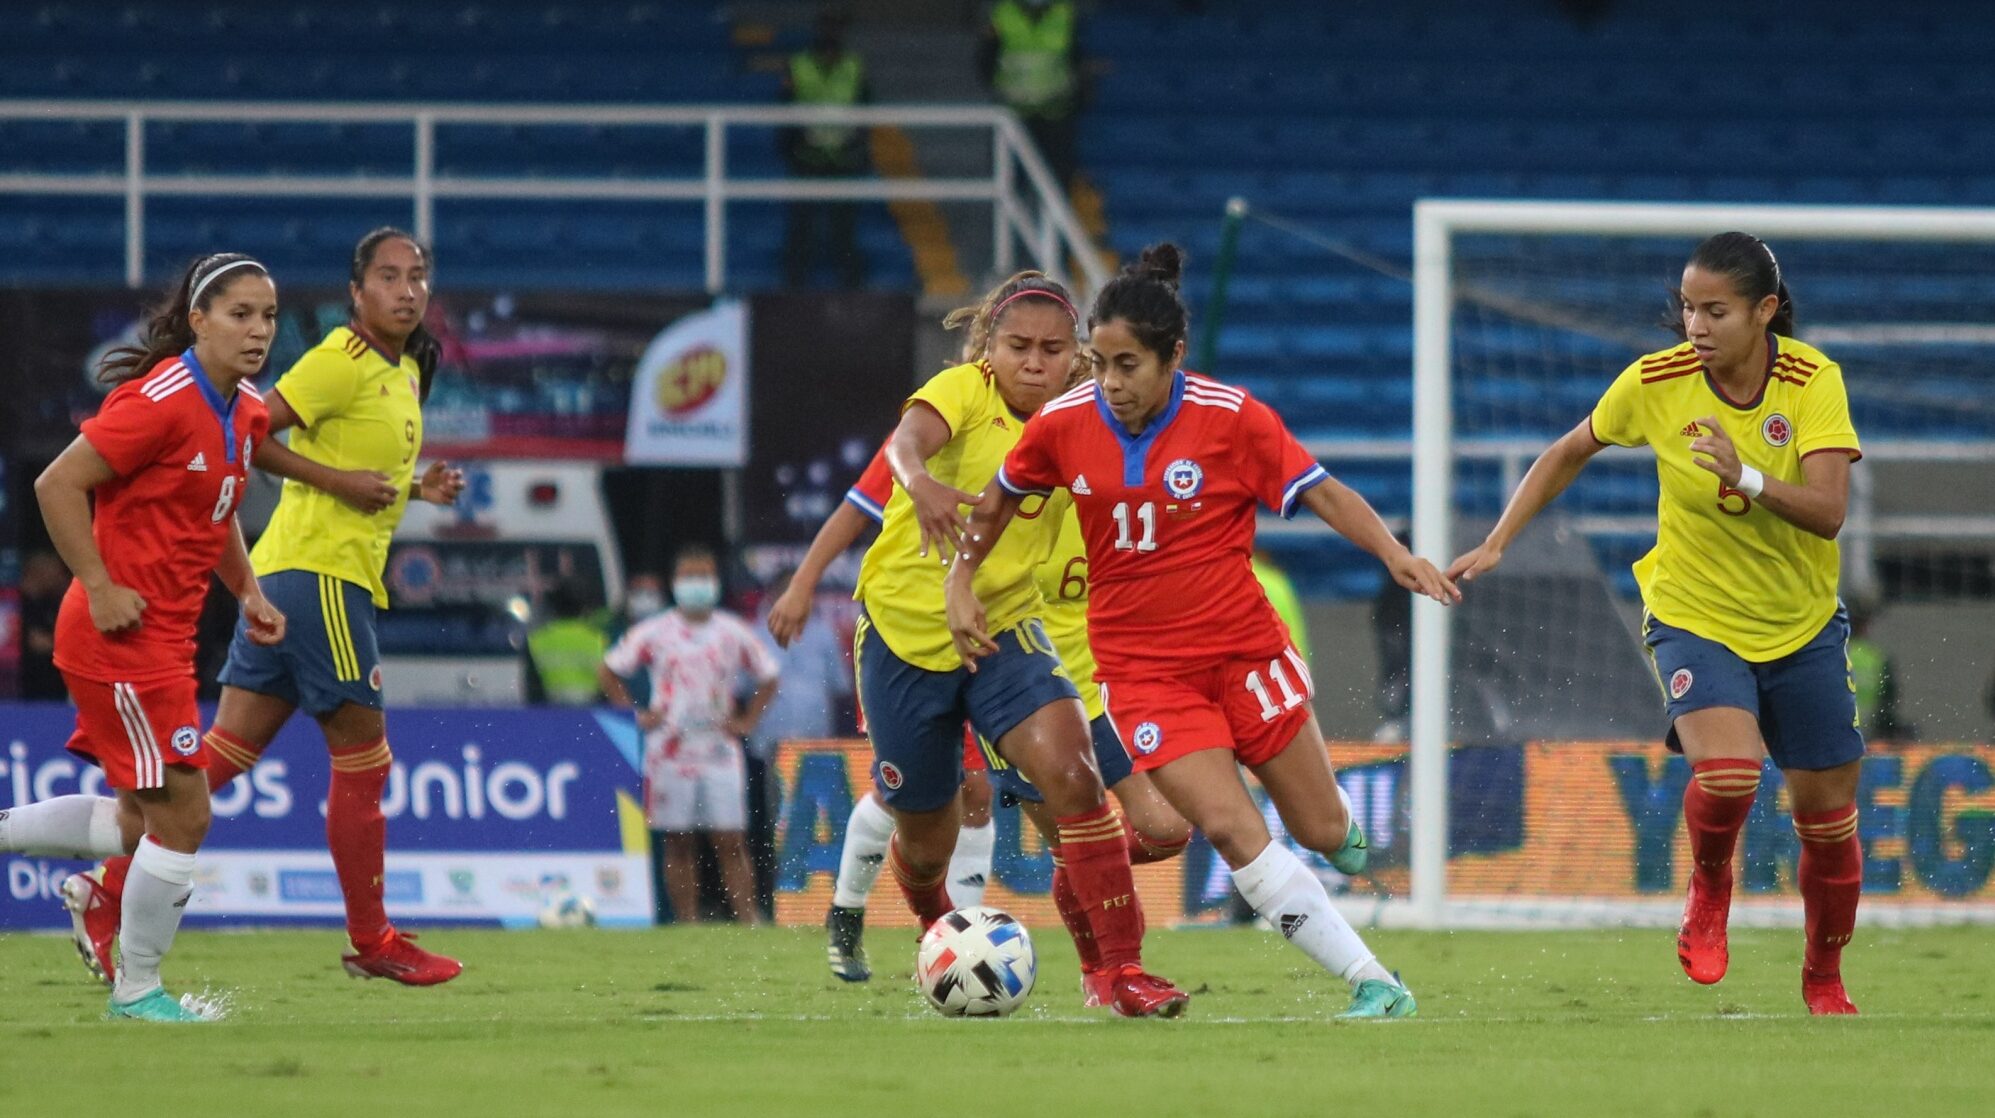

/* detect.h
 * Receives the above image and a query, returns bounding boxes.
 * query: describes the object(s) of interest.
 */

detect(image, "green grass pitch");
[1,923,1990,1116]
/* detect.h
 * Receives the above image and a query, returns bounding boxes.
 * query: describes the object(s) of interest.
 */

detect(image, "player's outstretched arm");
[1298,477,1459,605]
[1446,419,1607,584]
[34,436,144,633]
[768,501,871,648]
[943,480,1025,670]
[252,437,398,514]
[886,404,980,559]
[1688,417,1849,539]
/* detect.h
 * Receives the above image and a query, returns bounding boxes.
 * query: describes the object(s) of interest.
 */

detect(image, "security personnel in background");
[1847,605,1912,742]
[526,580,608,706]
[782,10,870,288]
[981,0,1081,191]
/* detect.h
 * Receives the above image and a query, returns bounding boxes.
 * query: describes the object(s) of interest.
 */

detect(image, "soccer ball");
[537,891,597,929]
[916,906,1036,1018]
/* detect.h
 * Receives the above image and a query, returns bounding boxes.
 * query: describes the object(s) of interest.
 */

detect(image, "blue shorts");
[219,570,383,716]
[856,611,1081,813]
[1642,605,1864,772]
[985,714,1137,808]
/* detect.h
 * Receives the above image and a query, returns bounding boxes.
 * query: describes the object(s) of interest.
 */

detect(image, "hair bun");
[1128,243,1184,288]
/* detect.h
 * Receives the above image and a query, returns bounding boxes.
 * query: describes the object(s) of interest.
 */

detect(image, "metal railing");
[0,100,1108,296]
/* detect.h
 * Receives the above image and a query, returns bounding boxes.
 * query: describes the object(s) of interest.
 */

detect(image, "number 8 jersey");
[54,352,270,684]
[997,370,1328,678]
[1590,333,1861,662]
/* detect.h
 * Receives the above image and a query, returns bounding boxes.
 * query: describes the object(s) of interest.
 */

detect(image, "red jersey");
[996,371,1326,677]
[843,441,892,524]
[54,353,271,684]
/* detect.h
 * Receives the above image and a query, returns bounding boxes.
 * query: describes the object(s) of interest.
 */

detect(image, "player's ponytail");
[1089,243,1190,363]
[942,270,1078,365]
[351,226,440,402]
[1669,231,1797,339]
[98,252,268,385]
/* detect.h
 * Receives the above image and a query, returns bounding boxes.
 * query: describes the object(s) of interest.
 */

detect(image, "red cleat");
[1803,971,1859,1016]
[1677,871,1731,985]
[1104,965,1190,1018]
[1080,968,1112,1008]
[341,930,463,986]
[59,869,119,988]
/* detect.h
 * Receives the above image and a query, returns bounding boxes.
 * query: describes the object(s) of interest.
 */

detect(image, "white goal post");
[1405,199,1995,930]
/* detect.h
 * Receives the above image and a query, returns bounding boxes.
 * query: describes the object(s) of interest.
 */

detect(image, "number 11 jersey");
[998,370,1327,678]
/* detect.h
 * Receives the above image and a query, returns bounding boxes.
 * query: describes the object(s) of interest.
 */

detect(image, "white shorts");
[644,744,747,833]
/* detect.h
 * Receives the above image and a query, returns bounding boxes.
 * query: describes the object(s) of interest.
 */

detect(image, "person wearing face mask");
[598,545,780,924]
[1450,233,1867,1015]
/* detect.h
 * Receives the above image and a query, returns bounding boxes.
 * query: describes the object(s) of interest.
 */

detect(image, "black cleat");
[826,905,871,983]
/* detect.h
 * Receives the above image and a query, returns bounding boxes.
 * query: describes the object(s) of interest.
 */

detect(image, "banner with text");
[623,299,749,466]
[770,739,1995,926]
[0,704,653,930]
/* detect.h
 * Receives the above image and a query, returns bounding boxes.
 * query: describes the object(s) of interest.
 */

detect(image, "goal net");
[1409,201,1995,928]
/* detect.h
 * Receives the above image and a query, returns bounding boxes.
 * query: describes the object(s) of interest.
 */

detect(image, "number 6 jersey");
[54,351,270,684]
[1589,333,1861,661]
[998,370,1327,678]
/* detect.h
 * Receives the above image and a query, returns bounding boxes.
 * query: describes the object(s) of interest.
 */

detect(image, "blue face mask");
[626,591,665,619]
[673,577,720,612]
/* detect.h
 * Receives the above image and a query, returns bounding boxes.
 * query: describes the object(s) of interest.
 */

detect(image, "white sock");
[114,836,198,1003]
[947,822,996,908]
[1230,840,1394,989]
[831,795,896,909]
[0,795,126,858]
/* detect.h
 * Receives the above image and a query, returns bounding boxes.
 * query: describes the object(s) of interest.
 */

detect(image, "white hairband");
[190,258,266,306]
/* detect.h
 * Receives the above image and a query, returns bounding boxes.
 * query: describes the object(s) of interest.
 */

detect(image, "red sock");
[887,835,954,930]
[1684,759,1760,884]
[1794,803,1862,979]
[1055,803,1144,971]
[328,737,394,951]
[1125,818,1189,865]
[1049,851,1100,972]
[204,728,266,791]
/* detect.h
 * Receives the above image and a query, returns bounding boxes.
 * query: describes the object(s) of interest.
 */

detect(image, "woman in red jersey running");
[0,253,284,1021]
[947,245,1457,1018]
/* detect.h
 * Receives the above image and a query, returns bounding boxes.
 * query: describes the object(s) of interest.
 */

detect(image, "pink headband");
[992,288,1077,323]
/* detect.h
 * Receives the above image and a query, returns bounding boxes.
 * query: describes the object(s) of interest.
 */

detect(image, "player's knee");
[1200,816,1266,868]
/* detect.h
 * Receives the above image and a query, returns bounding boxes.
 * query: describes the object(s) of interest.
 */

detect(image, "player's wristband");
[1736,464,1766,498]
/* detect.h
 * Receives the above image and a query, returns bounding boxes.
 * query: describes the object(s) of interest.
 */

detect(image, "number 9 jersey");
[250,326,425,609]
[53,352,270,685]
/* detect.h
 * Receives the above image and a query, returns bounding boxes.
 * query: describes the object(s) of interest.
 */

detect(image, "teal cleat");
[1329,817,1369,876]
[106,988,211,1024]
[1336,977,1417,1020]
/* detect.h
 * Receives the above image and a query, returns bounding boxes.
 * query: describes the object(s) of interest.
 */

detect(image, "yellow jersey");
[1589,334,1861,662]
[857,362,1055,671]
[252,326,425,607]
[1029,491,1102,719]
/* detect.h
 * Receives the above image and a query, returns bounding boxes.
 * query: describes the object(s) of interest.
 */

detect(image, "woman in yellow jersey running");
[1449,233,1866,1016]
[64,229,468,989]
[771,298,1189,994]
[850,271,1186,1016]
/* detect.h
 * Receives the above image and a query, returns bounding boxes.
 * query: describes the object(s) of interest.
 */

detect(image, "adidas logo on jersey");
[991,416,1009,430]
[1680,421,1703,438]
[186,452,209,472]
[1071,474,1091,495]
[1278,913,1309,939]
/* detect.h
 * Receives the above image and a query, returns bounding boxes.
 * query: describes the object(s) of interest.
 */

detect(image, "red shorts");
[1099,646,1315,772]
[61,672,208,791]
